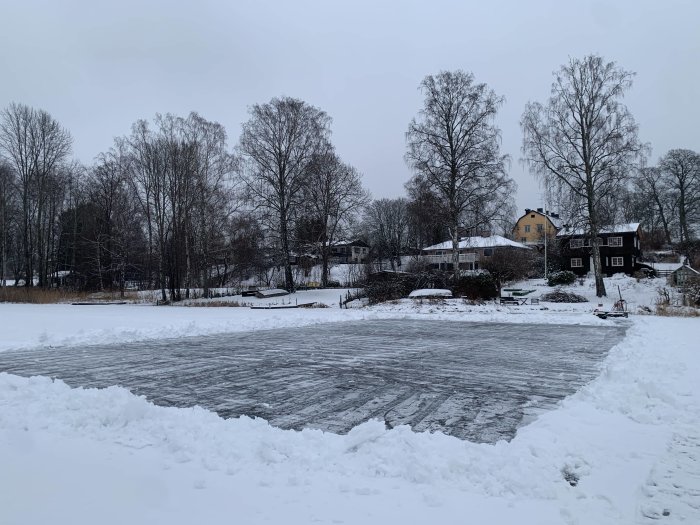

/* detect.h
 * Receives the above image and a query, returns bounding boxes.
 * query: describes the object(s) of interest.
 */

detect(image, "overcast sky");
[2,0,698,216]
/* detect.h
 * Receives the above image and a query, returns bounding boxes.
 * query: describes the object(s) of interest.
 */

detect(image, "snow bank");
[1,316,699,524]
[408,288,452,298]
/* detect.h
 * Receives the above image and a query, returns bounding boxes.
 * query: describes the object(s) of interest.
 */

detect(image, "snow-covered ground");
[0,273,698,524]
[0,274,677,353]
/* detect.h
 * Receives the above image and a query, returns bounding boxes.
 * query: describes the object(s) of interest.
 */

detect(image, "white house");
[422,235,530,271]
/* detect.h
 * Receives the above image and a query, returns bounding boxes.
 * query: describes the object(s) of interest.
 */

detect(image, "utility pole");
[542,192,548,280]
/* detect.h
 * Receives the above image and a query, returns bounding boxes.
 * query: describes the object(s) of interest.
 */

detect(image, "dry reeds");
[0,287,137,304]
[0,287,90,304]
[655,304,700,317]
[185,300,245,307]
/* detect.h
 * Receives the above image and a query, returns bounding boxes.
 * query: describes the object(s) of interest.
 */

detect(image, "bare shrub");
[540,289,588,303]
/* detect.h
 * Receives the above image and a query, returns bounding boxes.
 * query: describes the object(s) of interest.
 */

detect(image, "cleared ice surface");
[0,320,625,442]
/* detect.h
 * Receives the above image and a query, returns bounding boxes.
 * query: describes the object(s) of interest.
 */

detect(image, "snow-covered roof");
[423,235,530,251]
[518,209,564,229]
[672,265,700,275]
[556,223,641,237]
[408,289,453,298]
[334,239,369,248]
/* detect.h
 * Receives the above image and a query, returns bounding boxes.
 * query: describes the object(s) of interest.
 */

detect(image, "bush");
[540,289,588,303]
[547,270,577,286]
[365,270,448,304]
[452,274,498,300]
[365,275,415,304]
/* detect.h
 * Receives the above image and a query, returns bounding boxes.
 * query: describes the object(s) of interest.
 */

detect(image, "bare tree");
[404,176,446,249]
[238,97,331,291]
[181,112,237,297]
[0,103,73,287]
[406,70,513,279]
[124,113,236,301]
[633,167,675,245]
[659,149,700,247]
[481,247,535,294]
[304,148,370,286]
[521,55,646,297]
[0,161,16,286]
[364,198,410,271]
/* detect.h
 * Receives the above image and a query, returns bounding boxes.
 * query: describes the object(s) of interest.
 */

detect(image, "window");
[537,223,544,232]
[521,237,527,243]
[612,256,624,267]
[570,239,584,249]
[530,214,535,218]
[524,225,531,233]
[608,236,623,247]
[571,258,583,268]
[483,248,493,257]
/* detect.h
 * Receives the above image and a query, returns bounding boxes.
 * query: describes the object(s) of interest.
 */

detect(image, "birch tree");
[0,103,72,287]
[521,55,646,297]
[238,97,330,291]
[406,70,512,279]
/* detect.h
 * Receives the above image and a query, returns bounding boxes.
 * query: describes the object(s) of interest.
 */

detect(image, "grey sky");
[2,0,698,217]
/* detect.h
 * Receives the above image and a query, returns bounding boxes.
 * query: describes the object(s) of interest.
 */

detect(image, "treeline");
[1,55,699,299]
[0,83,517,297]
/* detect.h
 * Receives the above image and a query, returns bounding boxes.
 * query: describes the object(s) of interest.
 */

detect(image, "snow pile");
[408,288,452,298]
[1,317,699,524]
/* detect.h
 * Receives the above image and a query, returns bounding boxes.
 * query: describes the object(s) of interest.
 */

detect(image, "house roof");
[423,235,530,251]
[334,239,369,248]
[516,209,564,229]
[556,223,641,237]
[672,265,700,276]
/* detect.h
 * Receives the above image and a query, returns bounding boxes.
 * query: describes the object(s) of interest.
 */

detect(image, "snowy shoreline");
[0,300,616,354]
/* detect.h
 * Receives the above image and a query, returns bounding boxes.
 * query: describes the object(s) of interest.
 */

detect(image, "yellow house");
[513,208,562,247]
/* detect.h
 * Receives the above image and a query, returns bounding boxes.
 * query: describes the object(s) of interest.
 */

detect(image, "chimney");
[537,207,543,213]
[525,208,531,214]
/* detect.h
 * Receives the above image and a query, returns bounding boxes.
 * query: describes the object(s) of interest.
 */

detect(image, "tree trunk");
[321,243,330,288]
[451,223,460,281]
[590,235,606,297]
[279,210,295,292]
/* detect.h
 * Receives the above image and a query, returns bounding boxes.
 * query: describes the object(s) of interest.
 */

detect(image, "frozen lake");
[0,320,625,442]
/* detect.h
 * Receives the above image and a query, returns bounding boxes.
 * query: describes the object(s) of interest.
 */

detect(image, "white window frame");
[524,224,531,233]
[608,236,623,247]
[570,239,584,249]
[611,256,624,267]
[536,223,544,232]
[571,258,583,268]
